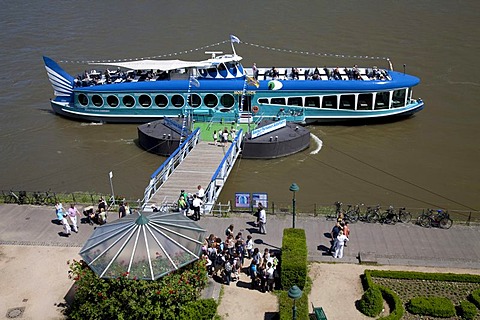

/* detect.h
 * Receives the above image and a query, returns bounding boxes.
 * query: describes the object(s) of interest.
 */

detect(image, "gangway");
[141,129,243,214]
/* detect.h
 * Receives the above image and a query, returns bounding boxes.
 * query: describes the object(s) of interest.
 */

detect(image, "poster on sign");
[235,193,251,208]
[252,193,268,208]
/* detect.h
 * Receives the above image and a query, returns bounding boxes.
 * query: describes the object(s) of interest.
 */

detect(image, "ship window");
[287,97,302,106]
[154,95,168,108]
[375,92,389,109]
[204,94,218,108]
[92,94,104,107]
[357,93,373,110]
[258,98,268,104]
[78,93,88,106]
[220,94,235,108]
[106,95,119,108]
[188,94,201,108]
[322,95,337,109]
[122,95,135,108]
[271,98,286,105]
[171,94,185,108]
[305,96,320,108]
[139,94,152,107]
[340,95,355,110]
[392,89,406,108]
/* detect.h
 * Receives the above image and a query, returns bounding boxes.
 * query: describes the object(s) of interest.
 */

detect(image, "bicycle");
[417,209,453,229]
[5,190,31,205]
[343,204,364,223]
[32,190,57,205]
[365,205,382,223]
[326,201,343,220]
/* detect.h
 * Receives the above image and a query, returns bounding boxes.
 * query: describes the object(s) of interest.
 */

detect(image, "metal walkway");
[148,141,226,206]
[141,128,243,213]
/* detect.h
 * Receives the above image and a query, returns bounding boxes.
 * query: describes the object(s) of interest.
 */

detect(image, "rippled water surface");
[0,1,479,211]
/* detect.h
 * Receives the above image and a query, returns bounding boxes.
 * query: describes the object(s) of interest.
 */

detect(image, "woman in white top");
[333,230,349,258]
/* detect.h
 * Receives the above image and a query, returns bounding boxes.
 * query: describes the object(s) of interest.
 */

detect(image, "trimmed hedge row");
[458,300,477,320]
[406,296,456,317]
[280,228,308,290]
[368,270,480,283]
[278,228,309,320]
[470,288,480,309]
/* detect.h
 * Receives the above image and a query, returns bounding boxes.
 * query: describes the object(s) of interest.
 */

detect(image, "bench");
[312,304,327,320]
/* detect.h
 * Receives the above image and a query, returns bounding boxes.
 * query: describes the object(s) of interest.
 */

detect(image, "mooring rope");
[59,37,389,64]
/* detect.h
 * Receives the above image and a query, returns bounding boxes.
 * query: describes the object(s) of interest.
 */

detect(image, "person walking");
[118,202,127,219]
[55,201,64,223]
[67,203,80,233]
[61,213,71,236]
[192,194,203,221]
[258,203,267,234]
[213,130,218,146]
[333,230,349,258]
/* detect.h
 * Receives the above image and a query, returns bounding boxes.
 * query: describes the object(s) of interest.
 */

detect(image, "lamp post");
[288,285,303,320]
[289,183,299,228]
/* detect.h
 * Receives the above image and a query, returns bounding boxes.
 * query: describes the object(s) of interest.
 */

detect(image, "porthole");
[139,94,152,107]
[155,94,168,108]
[122,95,135,108]
[188,94,202,108]
[204,94,218,108]
[92,94,104,107]
[171,94,185,108]
[220,94,235,109]
[107,95,119,108]
[78,93,88,106]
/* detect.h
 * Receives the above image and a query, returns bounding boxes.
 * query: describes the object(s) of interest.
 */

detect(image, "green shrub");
[67,259,209,320]
[280,228,307,290]
[406,296,455,318]
[378,286,404,320]
[358,286,383,317]
[470,288,480,309]
[179,299,217,320]
[458,300,477,320]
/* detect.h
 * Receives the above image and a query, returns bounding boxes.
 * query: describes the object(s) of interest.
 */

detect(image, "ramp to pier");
[147,141,227,206]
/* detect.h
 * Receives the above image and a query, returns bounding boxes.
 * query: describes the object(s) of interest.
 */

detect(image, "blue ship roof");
[76,70,419,93]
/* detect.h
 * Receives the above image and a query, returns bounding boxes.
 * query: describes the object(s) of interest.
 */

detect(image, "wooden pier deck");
[147,141,228,206]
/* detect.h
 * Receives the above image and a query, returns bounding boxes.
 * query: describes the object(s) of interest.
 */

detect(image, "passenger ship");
[43,35,424,124]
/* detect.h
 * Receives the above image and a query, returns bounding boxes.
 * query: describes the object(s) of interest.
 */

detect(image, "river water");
[0,1,479,212]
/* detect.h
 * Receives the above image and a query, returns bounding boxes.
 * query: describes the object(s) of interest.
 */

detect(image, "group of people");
[329,218,350,258]
[212,126,236,147]
[55,202,80,236]
[201,224,278,292]
[254,63,388,81]
[176,185,205,221]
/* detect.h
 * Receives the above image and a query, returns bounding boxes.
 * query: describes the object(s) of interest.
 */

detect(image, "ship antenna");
[230,35,241,56]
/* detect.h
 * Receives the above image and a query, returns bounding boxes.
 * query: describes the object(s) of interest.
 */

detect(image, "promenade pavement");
[1,204,480,318]
[1,203,480,268]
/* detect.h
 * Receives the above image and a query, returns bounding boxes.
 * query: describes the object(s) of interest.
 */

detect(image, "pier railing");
[140,128,201,209]
[203,129,243,213]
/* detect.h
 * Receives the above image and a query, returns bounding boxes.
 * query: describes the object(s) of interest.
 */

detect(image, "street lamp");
[288,285,303,320]
[289,183,300,228]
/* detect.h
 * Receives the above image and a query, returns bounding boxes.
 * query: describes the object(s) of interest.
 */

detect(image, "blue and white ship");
[43,35,423,124]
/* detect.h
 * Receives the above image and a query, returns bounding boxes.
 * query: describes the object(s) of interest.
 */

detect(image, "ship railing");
[203,129,243,213]
[140,128,201,209]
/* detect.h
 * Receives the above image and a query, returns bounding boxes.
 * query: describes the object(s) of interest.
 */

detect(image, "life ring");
[252,105,259,113]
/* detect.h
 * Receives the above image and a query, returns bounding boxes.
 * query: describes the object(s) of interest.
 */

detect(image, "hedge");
[278,228,309,320]
[358,286,383,317]
[179,299,217,320]
[368,270,480,283]
[378,286,404,320]
[406,296,456,318]
[458,300,477,320]
[280,228,307,290]
[470,288,480,309]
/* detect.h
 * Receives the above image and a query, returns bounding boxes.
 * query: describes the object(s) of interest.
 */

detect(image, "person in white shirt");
[192,194,203,221]
[196,185,205,200]
[258,203,267,234]
[333,230,349,258]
